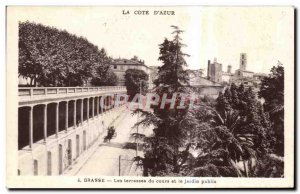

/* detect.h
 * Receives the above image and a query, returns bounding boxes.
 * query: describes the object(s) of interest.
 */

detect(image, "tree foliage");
[186,81,285,177]
[124,69,149,98]
[19,21,112,86]
[90,49,118,86]
[134,26,191,176]
[259,63,284,156]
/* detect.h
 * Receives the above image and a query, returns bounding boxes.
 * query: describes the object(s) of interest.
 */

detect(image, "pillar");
[103,97,106,112]
[87,98,89,121]
[92,97,94,119]
[111,95,114,109]
[29,106,33,148]
[81,99,83,124]
[65,101,68,132]
[100,96,103,114]
[106,97,109,111]
[55,103,59,137]
[43,104,47,142]
[73,100,76,128]
[109,96,111,110]
[96,97,99,117]
[113,94,116,108]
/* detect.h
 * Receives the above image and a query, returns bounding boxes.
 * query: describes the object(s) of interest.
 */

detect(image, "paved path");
[74,106,152,176]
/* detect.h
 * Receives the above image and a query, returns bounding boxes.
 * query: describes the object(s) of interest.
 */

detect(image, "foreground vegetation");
[134,26,284,177]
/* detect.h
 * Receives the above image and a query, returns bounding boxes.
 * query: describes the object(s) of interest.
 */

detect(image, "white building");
[110,57,153,88]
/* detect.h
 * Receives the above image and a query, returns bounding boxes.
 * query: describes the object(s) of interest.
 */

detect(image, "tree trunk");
[143,166,148,177]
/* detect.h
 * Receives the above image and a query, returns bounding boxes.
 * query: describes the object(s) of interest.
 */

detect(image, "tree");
[90,49,118,86]
[91,69,118,86]
[133,26,191,176]
[189,82,274,177]
[216,84,271,155]
[19,21,111,87]
[259,63,284,156]
[124,69,149,99]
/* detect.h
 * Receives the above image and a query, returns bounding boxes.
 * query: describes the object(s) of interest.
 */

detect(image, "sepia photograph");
[6,6,294,189]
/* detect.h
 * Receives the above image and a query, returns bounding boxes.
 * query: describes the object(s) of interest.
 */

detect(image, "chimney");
[214,57,217,63]
[227,65,232,73]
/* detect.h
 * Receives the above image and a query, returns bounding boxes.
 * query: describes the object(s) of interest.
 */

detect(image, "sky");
[10,6,294,74]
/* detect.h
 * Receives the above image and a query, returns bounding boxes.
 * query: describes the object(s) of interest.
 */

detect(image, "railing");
[19,86,126,97]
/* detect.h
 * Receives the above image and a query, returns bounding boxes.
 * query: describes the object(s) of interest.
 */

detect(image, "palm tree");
[211,109,256,177]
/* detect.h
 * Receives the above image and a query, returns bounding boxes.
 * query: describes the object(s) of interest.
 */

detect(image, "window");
[114,65,117,69]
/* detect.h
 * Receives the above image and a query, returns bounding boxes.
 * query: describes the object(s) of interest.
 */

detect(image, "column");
[81,99,83,125]
[65,101,68,132]
[106,97,109,111]
[108,96,111,110]
[29,106,33,148]
[110,96,112,110]
[92,97,95,119]
[113,94,116,108]
[55,103,59,137]
[111,95,114,110]
[100,96,103,114]
[43,104,47,142]
[87,98,89,121]
[96,97,99,117]
[73,100,76,128]
[103,97,106,113]
[114,94,117,107]
[111,96,113,110]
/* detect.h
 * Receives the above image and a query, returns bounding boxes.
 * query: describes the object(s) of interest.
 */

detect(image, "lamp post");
[136,80,142,157]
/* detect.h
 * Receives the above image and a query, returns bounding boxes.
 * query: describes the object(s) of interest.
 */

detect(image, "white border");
[1,0,299,193]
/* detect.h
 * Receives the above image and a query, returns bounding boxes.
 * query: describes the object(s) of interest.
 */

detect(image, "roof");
[112,58,143,65]
[189,76,222,86]
[253,73,268,77]
[237,69,254,73]
[111,58,152,69]
[222,72,233,76]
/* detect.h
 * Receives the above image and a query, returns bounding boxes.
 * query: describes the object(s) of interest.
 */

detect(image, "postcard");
[6,6,294,189]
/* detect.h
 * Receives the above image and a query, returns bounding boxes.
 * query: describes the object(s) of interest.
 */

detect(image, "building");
[207,58,234,84]
[17,86,127,175]
[240,53,247,71]
[234,53,254,79]
[204,53,267,91]
[235,69,254,78]
[188,70,224,98]
[232,53,268,88]
[187,69,204,85]
[221,65,233,84]
[207,58,222,83]
[110,56,153,87]
[221,72,233,84]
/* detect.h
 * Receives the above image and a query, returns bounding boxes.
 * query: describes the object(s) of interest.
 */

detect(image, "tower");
[207,58,222,83]
[240,53,247,71]
[227,65,232,73]
[207,60,211,79]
